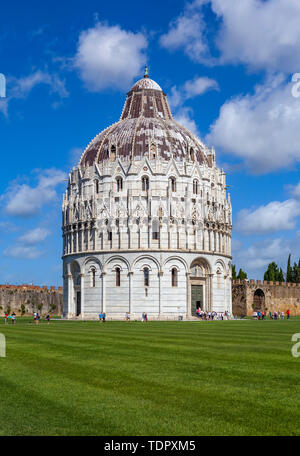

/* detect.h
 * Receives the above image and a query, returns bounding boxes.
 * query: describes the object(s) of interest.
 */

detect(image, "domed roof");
[80,73,210,167]
[130,77,162,91]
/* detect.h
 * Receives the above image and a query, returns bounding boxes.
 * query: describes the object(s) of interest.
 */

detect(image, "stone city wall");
[0,285,63,316]
[232,279,300,316]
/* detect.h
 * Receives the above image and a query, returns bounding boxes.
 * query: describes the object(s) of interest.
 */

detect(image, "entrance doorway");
[253,289,265,311]
[191,285,203,316]
[76,291,81,316]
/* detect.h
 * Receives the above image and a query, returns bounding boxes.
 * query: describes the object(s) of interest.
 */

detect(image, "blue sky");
[1,0,300,285]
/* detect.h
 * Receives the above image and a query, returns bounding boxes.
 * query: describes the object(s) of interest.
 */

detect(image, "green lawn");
[0,318,299,436]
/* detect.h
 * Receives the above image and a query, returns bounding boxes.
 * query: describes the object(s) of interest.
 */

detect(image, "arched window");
[169,177,176,192]
[142,176,149,191]
[190,148,195,162]
[115,268,121,287]
[94,179,99,194]
[108,230,112,241]
[143,267,149,287]
[171,268,178,287]
[110,145,116,162]
[90,268,96,287]
[116,177,123,192]
[193,179,198,194]
[149,143,157,159]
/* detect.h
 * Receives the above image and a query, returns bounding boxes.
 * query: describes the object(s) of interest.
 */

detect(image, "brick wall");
[0,285,63,316]
[232,280,300,316]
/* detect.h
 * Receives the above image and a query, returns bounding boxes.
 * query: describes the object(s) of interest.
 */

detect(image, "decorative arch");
[139,263,153,272]
[190,257,211,275]
[132,255,160,271]
[214,258,226,272]
[105,255,130,272]
[163,256,188,272]
[109,263,124,272]
[83,256,102,270]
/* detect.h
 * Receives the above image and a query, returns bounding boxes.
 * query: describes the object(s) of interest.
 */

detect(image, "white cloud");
[207,75,300,173]
[210,0,300,73]
[0,70,69,118]
[3,245,44,260]
[9,70,69,99]
[161,0,300,72]
[3,169,67,217]
[184,76,219,98]
[160,8,209,63]
[169,76,219,108]
[174,107,200,136]
[236,199,300,235]
[74,22,147,91]
[18,228,50,245]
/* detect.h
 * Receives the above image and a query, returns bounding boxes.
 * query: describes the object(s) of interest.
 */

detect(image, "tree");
[232,264,237,280]
[286,254,293,283]
[291,261,300,283]
[286,255,300,283]
[278,268,284,282]
[237,268,247,280]
[264,262,284,282]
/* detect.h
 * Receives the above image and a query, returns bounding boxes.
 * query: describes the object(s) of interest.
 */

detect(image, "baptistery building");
[62,71,232,319]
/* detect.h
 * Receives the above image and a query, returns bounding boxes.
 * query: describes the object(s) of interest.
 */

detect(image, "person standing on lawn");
[286,309,290,319]
[4,313,8,325]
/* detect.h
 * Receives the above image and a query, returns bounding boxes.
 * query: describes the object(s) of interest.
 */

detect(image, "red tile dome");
[80,74,210,167]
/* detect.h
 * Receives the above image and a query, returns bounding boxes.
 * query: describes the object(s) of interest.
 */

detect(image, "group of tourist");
[4,312,16,324]
[253,309,291,319]
[98,312,106,322]
[124,312,148,322]
[196,309,230,320]
[3,312,52,325]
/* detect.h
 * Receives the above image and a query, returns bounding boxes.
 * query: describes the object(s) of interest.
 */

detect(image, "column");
[128,271,133,314]
[76,227,79,253]
[68,273,73,316]
[102,271,106,314]
[186,273,191,318]
[80,273,85,318]
[158,271,163,316]
[87,222,91,251]
[70,229,74,254]
[208,273,214,311]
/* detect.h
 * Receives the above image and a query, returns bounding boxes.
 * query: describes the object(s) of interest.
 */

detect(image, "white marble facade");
[62,74,232,319]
